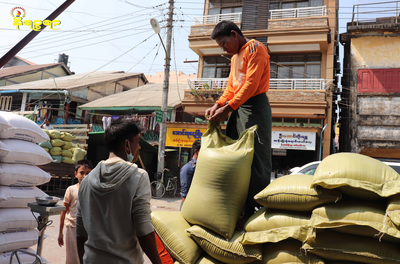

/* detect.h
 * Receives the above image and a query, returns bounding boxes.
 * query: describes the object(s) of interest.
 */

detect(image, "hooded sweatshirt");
[76,157,153,264]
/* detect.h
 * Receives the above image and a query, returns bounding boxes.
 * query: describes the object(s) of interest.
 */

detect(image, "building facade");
[340,1,400,160]
[182,0,339,170]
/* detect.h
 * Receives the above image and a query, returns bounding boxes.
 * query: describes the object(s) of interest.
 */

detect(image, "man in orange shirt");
[205,20,272,227]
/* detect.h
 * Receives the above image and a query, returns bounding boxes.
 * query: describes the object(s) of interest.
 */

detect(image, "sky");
[0,0,393,77]
[0,0,204,75]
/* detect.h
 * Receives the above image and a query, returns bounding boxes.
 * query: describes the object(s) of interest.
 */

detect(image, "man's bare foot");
[235,206,254,231]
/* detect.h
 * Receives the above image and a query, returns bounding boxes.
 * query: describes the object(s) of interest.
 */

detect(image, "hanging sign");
[166,127,206,147]
[156,110,163,122]
[11,6,61,31]
[272,131,316,151]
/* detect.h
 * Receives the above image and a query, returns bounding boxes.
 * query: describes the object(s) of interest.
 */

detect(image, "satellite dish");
[150,18,160,34]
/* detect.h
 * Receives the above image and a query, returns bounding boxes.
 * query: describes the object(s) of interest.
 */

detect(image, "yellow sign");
[166,127,206,147]
[11,6,61,31]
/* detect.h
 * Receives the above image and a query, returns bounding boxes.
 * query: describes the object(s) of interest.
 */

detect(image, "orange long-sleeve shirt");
[216,39,270,110]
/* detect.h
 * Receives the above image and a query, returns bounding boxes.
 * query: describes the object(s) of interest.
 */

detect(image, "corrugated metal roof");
[79,82,185,110]
[0,71,146,91]
[0,63,71,79]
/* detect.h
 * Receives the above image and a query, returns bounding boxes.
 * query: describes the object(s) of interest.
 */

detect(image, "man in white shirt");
[40,119,54,130]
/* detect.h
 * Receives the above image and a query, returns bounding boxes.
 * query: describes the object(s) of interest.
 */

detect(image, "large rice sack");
[60,132,74,142]
[48,130,61,139]
[175,254,224,264]
[0,139,54,166]
[0,186,47,207]
[151,211,202,264]
[0,248,49,264]
[61,149,73,158]
[312,153,400,200]
[181,122,255,239]
[62,141,72,150]
[0,208,37,232]
[310,200,400,242]
[302,230,400,264]
[50,147,62,156]
[0,230,38,253]
[0,163,51,186]
[38,141,52,149]
[259,240,325,264]
[387,194,400,227]
[0,112,49,143]
[50,139,64,147]
[0,115,11,131]
[72,147,86,163]
[0,141,8,158]
[186,225,262,264]
[254,174,342,211]
[239,207,310,245]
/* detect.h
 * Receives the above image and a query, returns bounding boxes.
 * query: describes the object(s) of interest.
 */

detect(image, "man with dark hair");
[205,20,272,227]
[76,118,162,264]
[180,140,201,206]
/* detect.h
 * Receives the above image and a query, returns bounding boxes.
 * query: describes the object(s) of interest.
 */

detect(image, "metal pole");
[319,124,328,161]
[0,0,75,68]
[157,0,174,175]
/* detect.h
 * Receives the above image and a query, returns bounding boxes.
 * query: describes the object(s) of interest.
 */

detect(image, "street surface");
[28,192,181,264]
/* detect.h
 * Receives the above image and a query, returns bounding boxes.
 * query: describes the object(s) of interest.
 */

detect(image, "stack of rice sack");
[0,112,52,259]
[38,130,85,165]
[152,122,264,264]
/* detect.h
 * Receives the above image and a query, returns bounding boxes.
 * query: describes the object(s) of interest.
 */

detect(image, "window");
[208,1,242,15]
[202,56,231,78]
[357,68,400,93]
[270,0,324,9]
[270,54,321,79]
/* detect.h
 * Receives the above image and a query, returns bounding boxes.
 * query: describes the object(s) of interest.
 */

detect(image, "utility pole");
[157,0,174,175]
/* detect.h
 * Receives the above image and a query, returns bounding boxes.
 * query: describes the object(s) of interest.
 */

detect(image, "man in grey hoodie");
[76,118,162,264]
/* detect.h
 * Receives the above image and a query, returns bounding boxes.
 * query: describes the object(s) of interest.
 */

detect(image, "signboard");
[166,127,206,147]
[156,110,163,122]
[272,131,316,151]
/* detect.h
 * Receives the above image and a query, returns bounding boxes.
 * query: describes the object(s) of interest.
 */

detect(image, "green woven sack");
[260,240,325,264]
[186,225,262,264]
[312,153,400,200]
[61,149,73,158]
[50,139,64,147]
[48,130,61,139]
[38,141,52,149]
[151,211,202,264]
[174,254,224,264]
[302,230,400,264]
[62,141,72,150]
[72,147,86,163]
[254,174,342,211]
[387,194,400,227]
[239,207,311,245]
[60,132,74,142]
[52,155,62,163]
[181,121,255,239]
[310,200,400,242]
[50,147,62,156]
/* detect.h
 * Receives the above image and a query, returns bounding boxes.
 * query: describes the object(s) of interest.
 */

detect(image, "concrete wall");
[268,17,328,29]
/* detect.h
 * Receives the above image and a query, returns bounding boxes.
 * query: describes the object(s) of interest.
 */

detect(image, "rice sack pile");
[0,112,52,254]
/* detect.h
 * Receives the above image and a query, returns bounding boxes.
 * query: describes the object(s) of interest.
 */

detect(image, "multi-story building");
[181,0,339,170]
[340,1,400,160]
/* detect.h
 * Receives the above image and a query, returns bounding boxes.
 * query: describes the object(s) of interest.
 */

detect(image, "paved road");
[29,192,181,264]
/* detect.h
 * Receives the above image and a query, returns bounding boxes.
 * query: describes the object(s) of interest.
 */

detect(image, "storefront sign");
[156,110,163,122]
[272,149,287,156]
[11,6,61,31]
[272,131,316,151]
[166,127,206,147]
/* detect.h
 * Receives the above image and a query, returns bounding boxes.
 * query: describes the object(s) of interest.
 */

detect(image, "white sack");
[0,111,49,143]
[0,208,37,232]
[0,230,38,253]
[0,141,7,158]
[0,139,54,166]
[0,186,48,208]
[0,163,51,186]
[0,114,11,131]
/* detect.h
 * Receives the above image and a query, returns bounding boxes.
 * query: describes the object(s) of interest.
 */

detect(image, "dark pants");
[226,93,272,209]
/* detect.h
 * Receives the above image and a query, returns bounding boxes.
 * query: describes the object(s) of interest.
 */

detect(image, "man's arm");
[138,232,162,264]
[76,201,87,264]
[39,119,46,128]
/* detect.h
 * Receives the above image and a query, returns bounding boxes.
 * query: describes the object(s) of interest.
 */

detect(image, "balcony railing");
[187,78,331,90]
[269,79,331,90]
[193,13,242,25]
[187,78,228,90]
[270,6,327,19]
